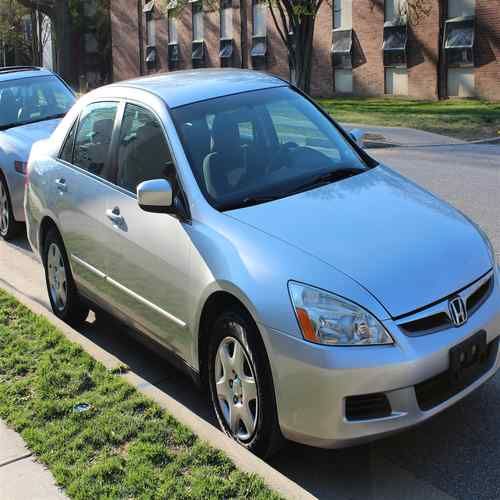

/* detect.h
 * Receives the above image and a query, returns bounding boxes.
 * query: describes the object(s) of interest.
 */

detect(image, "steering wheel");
[268,141,299,174]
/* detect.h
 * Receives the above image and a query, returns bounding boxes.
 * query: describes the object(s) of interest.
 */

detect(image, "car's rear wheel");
[0,176,21,241]
[208,307,282,458]
[43,227,89,326]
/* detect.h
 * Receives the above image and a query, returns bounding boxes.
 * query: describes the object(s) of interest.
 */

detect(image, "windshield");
[0,75,75,130]
[171,86,371,211]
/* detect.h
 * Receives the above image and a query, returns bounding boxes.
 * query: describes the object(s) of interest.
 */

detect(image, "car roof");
[107,69,288,108]
[0,66,55,83]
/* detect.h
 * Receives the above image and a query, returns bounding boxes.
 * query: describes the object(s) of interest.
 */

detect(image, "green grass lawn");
[318,97,500,141]
[0,290,278,500]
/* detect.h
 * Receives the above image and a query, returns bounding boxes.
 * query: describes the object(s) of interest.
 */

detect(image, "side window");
[59,121,77,163]
[73,102,118,176]
[116,104,173,193]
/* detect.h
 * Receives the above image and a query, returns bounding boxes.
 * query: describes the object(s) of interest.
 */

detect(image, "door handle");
[106,207,124,225]
[55,178,67,192]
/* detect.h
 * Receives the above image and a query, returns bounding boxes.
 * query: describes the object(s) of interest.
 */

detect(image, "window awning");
[444,17,475,49]
[192,40,204,60]
[383,21,407,51]
[331,29,352,54]
[220,38,234,59]
[168,43,179,63]
[143,0,155,13]
[251,35,267,57]
[145,46,157,64]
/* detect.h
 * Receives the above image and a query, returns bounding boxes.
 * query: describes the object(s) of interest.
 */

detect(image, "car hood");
[227,166,492,318]
[1,119,60,157]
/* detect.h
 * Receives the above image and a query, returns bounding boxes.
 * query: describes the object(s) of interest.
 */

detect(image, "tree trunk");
[240,0,248,68]
[137,0,145,76]
[52,2,75,85]
[289,16,315,94]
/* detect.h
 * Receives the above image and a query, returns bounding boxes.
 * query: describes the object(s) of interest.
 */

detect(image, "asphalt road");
[0,143,498,500]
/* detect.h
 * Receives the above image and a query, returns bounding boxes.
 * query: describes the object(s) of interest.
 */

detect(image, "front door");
[103,103,193,363]
[54,101,119,302]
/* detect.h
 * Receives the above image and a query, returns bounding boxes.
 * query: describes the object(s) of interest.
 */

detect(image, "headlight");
[289,282,393,346]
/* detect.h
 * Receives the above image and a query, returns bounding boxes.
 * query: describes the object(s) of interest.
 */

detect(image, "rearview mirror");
[137,179,173,214]
[349,128,365,148]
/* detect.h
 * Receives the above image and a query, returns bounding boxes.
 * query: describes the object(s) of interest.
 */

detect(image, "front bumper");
[263,268,500,448]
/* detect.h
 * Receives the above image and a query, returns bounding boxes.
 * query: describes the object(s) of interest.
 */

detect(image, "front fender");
[186,214,390,373]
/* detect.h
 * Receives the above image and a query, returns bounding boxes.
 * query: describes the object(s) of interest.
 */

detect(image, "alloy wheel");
[0,181,9,236]
[214,334,259,441]
[47,242,68,312]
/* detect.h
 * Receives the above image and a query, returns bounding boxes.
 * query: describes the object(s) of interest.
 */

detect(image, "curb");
[0,280,317,500]
[363,136,500,150]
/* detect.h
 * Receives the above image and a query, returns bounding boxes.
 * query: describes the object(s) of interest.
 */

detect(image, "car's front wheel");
[43,227,89,326]
[0,175,21,241]
[208,307,282,458]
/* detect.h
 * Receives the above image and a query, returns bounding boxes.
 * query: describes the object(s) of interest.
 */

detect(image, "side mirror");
[137,179,173,214]
[349,128,365,148]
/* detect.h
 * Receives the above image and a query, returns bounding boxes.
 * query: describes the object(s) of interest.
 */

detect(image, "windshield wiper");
[220,194,282,211]
[286,167,365,196]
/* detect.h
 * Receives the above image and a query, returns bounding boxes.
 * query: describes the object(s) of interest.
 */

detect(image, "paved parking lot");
[0,143,498,500]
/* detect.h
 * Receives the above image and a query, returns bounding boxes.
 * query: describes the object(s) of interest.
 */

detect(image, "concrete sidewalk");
[339,122,500,149]
[342,123,465,147]
[0,420,66,499]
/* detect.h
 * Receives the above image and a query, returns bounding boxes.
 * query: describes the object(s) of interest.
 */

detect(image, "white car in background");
[0,66,75,240]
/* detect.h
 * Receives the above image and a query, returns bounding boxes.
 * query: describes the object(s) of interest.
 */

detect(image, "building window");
[191,0,204,61]
[333,0,352,30]
[168,10,179,66]
[220,0,234,61]
[384,0,407,22]
[144,1,156,46]
[332,29,353,69]
[334,69,353,93]
[447,67,475,97]
[251,0,267,57]
[385,67,408,95]
[444,17,475,67]
[383,20,408,67]
[143,1,157,66]
[448,0,476,19]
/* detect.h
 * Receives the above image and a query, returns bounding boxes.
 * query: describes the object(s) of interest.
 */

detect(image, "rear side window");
[72,102,118,177]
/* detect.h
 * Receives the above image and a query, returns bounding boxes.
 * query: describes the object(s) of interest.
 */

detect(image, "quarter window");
[59,121,78,163]
[72,102,118,177]
[116,104,174,194]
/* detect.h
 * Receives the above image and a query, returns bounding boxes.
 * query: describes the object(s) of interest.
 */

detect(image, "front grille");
[345,393,392,421]
[467,276,494,315]
[415,338,498,411]
[398,272,494,336]
[400,312,451,336]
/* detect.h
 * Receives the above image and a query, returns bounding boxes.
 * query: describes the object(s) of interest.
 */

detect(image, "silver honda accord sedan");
[25,69,500,457]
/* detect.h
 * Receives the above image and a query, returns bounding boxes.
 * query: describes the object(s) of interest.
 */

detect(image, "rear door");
[54,101,119,302]
[102,103,193,362]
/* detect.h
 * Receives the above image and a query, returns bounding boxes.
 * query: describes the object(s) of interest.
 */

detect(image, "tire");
[208,307,283,458]
[0,175,22,241]
[43,227,89,326]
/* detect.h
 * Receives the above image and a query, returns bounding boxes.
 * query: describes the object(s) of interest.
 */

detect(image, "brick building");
[110,0,500,100]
